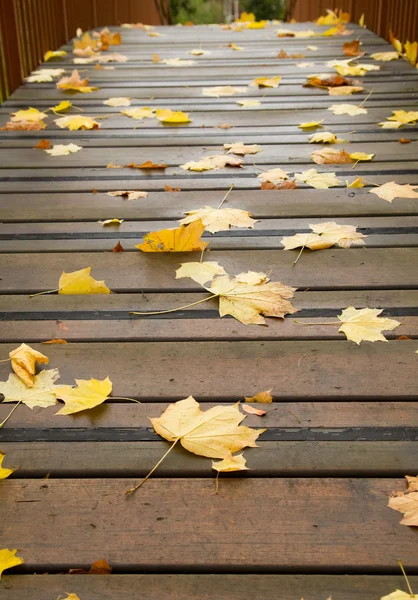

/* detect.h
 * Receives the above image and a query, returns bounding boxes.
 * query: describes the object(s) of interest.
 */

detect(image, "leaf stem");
[293,319,340,326]
[398,558,415,598]
[217,184,234,209]
[0,358,11,363]
[0,400,22,428]
[359,87,374,107]
[29,288,59,298]
[125,438,180,495]
[111,397,141,403]
[130,294,219,316]
[292,243,306,267]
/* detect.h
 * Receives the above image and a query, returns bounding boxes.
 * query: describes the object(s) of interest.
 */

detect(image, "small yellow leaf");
[294,168,341,189]
[103,97,131,107]
[346,177,366,188]
[0,452,15,480]
[189,49,210,56]
[404,41,418,65]
[349,152,375,161]
[11,107,47,123]
[0,369,60,408]
[388,110,418,124]
[136,221,208,252]
[257,168,289,184]
[369,182,418,203]
[180,206,257,234]
[228,43,243,50]
[175,261,227,285]
[181,159,216,172]
[9,343,49,388]
[55,377,112,415]
[61,595,81,600]
[236,99,261,108]
[251,76,281,88]
[45,144,82,156]
[306,45,318,51]
[328,85,364,96]
[328,103,367,116]
[58,267,111,294]
[244,389,273,403]
[337,306,400,344]
[55,115,100,130]
[370,51,400,61]
[309,132,338,144]
[298,120,324,129]
[378,121,403,129]
[390,30,403,54]
[335,64,379,76]
[201,86,247,97]
[44,50,67,61]
[224,142,261,155]
[212,453,249,472]
[121,107,155,120]
[155,108,191,123]
[246,20,266,29]
[0,549,24,579]
[51,100,72,112]
[99,218,124,226]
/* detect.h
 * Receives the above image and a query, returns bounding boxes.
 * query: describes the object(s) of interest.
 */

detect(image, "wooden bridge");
[0,16,417,600]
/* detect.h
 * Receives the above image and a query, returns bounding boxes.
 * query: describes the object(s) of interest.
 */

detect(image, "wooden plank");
[0,441,416,476]
[2,574,418,600]
[0,340,416,399]
[0,249,416,292]
[1,478,416,570]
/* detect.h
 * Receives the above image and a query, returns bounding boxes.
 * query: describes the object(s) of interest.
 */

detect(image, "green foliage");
[240,0,286,20]
[170,0,224,24]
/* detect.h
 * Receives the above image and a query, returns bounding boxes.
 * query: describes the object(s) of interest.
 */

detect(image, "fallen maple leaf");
[126,161,167,169]
[175,261,227,285]
[180,206,257,234]
[152,53,161,63]
[46,144,82,156]
[55,377,112,415]
[390,29,403,53]
[121,107,155,120]
[26,68,64,82]
[388,475,418,527]
[212,453,249,471]
[338,307,400,344]
[56,69,98,93]
[309,132,340,144]
[245,389,273,402]
[181,159,215,172]
[163,58,195,66]
[189,49,210,56]
[11,107,47,123]
[201,86,247,97]
[298,120,324,129]
[294,169,341,189]
[277,49,304,58]
[388,110,418,125]
[283,221,365,253]
[165,185,181,192]
[381,591,418,600]
[404,41,418,65]
[399,138,411,144]
[103,97,131,107]
[0,120,46,131]
[371,51,400,61]
[251,76,281,88]
[9,343,49,388]
[34,139,51,150]
[242,404,267,416]
[218,123,232,129]
[0,452,15,480]
[0,369,60,408]
[42,339,68,344]
[224,142,261,155]
[50,100,72,113]
[181,155,242,171]
[350,152,375,161]
[136,220,207,252]
[55,115,100,130]
[311,148,353,164]
[305,74,352,89]
[73,31,99,51]
[328,85,364,95]
[346,177,366,188]
[0,549,24,579]
[369,182,418,203]
[99,218,124,226]
[335,63,380,76]
[113,241,125,253]
[343,40,364,56]
[257,168,289,183]
[236,99,261,108]
[328,103,367,116]
[58,267,111,294]
[155,108,191,123]
[88,558,112,574]
[106,190,148,200]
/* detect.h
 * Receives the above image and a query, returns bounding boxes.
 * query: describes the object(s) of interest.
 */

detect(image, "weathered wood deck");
[0,19,418,600]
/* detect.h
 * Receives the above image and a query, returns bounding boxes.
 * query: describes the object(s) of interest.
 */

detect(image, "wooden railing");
[291,0,418,44]
[0,0,164,102]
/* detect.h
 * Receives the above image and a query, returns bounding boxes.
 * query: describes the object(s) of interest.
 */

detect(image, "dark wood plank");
[1,478,416,570]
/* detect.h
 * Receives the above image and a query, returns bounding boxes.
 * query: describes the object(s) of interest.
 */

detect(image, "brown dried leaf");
[88,559,112,574]
[218,123,232,129]
[261,181,279,190]
[277,180,298,189]
[106,162,123,169]
[165,185,181,192]
[244,390,273,403]
[34,139,51,150]
[126,161,167,169]
[305,74,352,88]
[311,148,353,164]
[343,40,364,56]
[0,120,46,131]
[42,339,69,344]
[113,241,125,252]
[399,138,411,143]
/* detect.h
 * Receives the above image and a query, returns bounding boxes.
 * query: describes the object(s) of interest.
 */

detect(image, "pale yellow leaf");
[103,97,131,107]
[335,64,379,76]
[180,206,257,233]
[310,221,366,248]
[189,49,210,56]
[56,69,98,93]
[306,45,318,51]
[55,115,100,130]
[136,221,207,252]
[181,159,216,172]
[378,121,403,129]
[369,182,418,203]
[328,85,364,95]
[251,76,281,88]
[175,261,227,285]
[212,453,249,472]
[404,41,418,65]
[309,132,338,144]
[26,68,64,82]
[0,452,15,480]
[121,107,155,120]
[55,377,112,415]
[388,110,418,124]
[45,144,82,156]
[337,306,400,344]
[242,404,267,416]
[58,267,111,294]
[381,591,418,600]
[0,369,60,409]
[151,396,265,458]
[236,99,261,107]
[311,148,353,164]
[0,549,24,579]
[228,43,244,50]
[106,190,148,200]
[205,155,243,169]
[163,58,195,66]
[298,120,324,129]
[224,142,261,155]
[201,86,247,97]
[294,169,341,189]
[370,51,400,61]
[9,343,49,387]
[328,103,367,116]
[257,168,289,183]
[281,232,333,251]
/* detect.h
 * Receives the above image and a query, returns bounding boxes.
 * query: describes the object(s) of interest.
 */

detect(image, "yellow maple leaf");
[162,58,195,66]
[46,144,82,156]
[369,182,418,203]
[212,453,249,472]
[257,168,289,184]
[136,220,208,252]
[11,107,47,123]
[58,268,110,294]
[244,389,273,403]
[176,261,227,285]
[180,159,215,172]
[121,107,155,120]
[55,377,112,415]
[251,76,282,88]
[335,64,379,76]
[50,100,72,112]
[61,595,81,600]
[294,168,340,189]
[246,20,266,29]
[328,103,367,116]
[151,396,265,458]
[181,155,242,171]
[378,121,403,129]
[346,177,366,188]
[298,120,324,129]
[381,591,418,600]
[205,271,297,325]
[9,343,49,387]
[404,41,418,65]
[0,549,24,579]
[155,108,191,123]
[44,49,67,61]
[0,369,60,408]
[201,86,247,97]
[370,51,400,61]
[388,110,418,125]
[328,85,364,95]
[311,148,353,164]
[0,452,15,480]
[224,142,261,155]
[349,152,375,161]
[56,69,98,93]
[103,97,131,107]
[337,307,400,344]
[282,222,365,252]
[73,32,100,51]
[99,218,124,226]
[180,206,257,234]
[309,132,339,144]
[236,99,261,107]
[55,115,100,130]
[390,30,403,54]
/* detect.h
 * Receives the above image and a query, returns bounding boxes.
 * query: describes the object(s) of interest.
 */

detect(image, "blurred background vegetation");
[168,0,286,24]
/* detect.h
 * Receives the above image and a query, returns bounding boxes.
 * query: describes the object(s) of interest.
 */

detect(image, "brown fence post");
[0,0,23,100]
